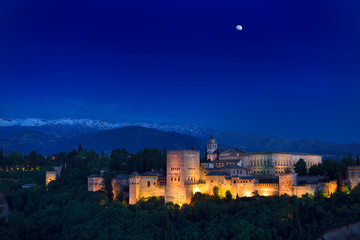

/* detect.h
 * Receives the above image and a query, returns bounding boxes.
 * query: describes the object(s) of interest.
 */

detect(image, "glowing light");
[244,191,252,197]
[193,186,200,194]
[236,25,243,31]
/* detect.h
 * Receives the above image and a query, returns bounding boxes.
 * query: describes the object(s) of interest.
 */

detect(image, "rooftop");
[220,164,249,170]
[88,174,101,178]
[206,171,230,176]
[114,174,129,179]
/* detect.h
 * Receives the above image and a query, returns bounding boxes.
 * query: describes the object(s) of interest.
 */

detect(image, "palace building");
[206,134,322,175]
[89,134,356,206]
[128,149,336,205]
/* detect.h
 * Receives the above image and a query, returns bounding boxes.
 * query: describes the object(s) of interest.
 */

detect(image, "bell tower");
[207,133,217,154]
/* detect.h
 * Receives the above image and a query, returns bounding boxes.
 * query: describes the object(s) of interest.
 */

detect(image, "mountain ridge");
[0,118,359,158]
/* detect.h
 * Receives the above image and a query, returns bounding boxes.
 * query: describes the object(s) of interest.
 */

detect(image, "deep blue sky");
[1,0,359,143]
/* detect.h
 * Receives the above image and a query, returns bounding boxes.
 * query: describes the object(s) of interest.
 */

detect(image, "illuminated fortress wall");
[293,181,337,197]
[279,173,296,195]
[127,147,338,206]
[129,174,165,204]
[88,176,103,192]
[255,183,279,196]
[129,175,140,204]
[46,171,57,186]
[347,166,360,189]
[165,150,200,205]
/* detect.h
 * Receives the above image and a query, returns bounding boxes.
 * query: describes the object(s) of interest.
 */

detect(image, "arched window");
[147,181,150,187]
[178,177,180,181]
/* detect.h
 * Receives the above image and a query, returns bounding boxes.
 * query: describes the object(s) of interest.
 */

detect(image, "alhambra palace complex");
[70,134,360,205]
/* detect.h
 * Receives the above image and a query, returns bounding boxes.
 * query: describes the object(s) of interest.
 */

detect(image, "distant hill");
[0,129,60,154]
[63,126,205,154]
[0,126,205,155]
[0,118,359,158]
[212,131,360,158]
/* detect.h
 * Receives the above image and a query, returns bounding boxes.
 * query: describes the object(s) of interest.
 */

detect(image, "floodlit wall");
[293,181,337,197]
[129,175,165,204]
[46,171,57,186]
[129,176,140,204]
[111,178,129,198]
[88,176,103,192]
[165,150,199,205]
[231,178,255,197]
[323,181,337,195]
[255,183,279,196]
[348,166,360,189]
[293,185,318,197]
[279,173,296,195]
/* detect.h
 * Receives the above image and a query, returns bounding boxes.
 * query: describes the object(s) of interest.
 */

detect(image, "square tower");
[165,150,200,205]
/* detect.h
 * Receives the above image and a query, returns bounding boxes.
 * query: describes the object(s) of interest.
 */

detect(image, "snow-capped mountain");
[0,118,210,138]
[1,118,359,158]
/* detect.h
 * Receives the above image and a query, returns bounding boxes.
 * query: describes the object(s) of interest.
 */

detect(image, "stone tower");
[165,150,200,205]
[207,133,217,154]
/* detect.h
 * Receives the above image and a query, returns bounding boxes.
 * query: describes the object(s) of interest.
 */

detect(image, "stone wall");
[45,171,57,186]
[129,175,165,204]
[347,166,360,189]
[129,176,140,204]
[255,183,279,196]
[111,178,129,198]
[88,176,103,192]
[165,150,199,205]
[293,185,318,197]
[279,173,296,195]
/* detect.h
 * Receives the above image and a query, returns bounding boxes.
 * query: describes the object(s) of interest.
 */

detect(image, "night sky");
[1,0,359,143]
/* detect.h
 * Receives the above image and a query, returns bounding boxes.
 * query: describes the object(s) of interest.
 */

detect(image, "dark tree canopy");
[294,158,307,175]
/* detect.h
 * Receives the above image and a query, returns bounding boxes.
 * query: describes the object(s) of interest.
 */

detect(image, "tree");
[294,159,307,175]
[27,151,38,170]
[323,159,339,179]
[111,148,128,170]
[0,147,6,170]
[103,170,113,202]
[341,152,354,168]
[309,165,318,176]
[225,190,232,201]
[0,147,3,162]
[213,186,220,198]
[7,151,23,168]
[78,144,83,153]
[309,164,326,176]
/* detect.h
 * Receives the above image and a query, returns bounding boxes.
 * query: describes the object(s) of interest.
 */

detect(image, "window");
[178,177,180,181]
[171,177,173,181]
[147,181,150,187]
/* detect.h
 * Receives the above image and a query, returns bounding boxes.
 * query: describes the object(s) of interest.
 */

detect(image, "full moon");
[236,25,243,31]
